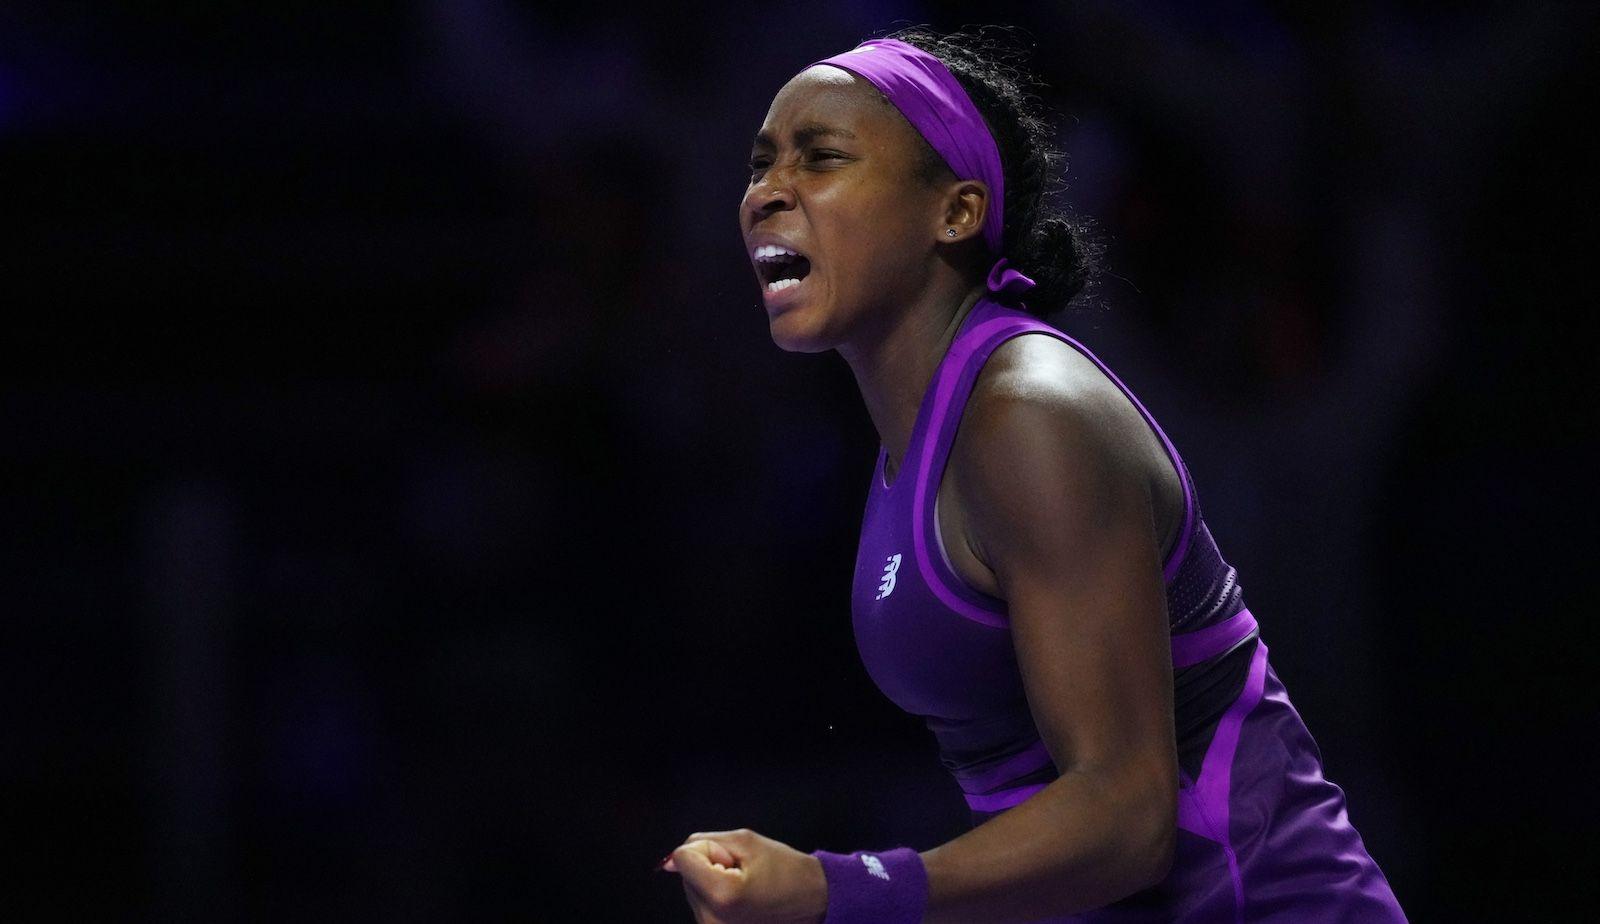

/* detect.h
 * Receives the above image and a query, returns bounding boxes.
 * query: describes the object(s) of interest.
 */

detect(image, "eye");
[809,149,848,162]
[747,156,771,175]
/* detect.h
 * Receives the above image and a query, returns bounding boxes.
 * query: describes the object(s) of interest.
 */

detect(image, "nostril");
[754,182,793,211]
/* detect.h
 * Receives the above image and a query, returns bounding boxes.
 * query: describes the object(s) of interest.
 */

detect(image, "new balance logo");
[876,553,902,600]
[861,854,890,880]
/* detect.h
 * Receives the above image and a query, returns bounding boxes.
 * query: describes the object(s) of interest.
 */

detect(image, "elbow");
[1131,783,1177,891]
[1045,774,1175,913]
[1137,808,1177,890]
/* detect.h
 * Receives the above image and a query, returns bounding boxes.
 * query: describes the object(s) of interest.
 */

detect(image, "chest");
[880,451,1002,599]
[851,452,1027,720]
[882,406,1187,605]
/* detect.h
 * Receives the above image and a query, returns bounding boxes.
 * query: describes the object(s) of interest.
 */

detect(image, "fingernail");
[653,852,674,872]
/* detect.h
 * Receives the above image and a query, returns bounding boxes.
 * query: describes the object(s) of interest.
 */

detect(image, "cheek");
[815,186,915,285]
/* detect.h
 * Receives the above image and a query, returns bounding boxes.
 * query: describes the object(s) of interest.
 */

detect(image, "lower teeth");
[766,277,802,293]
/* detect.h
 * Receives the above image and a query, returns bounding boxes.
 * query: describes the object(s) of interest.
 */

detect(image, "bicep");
[956,386,1176,779]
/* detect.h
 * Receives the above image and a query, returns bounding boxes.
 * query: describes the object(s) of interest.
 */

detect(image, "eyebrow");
[751,123,858,149]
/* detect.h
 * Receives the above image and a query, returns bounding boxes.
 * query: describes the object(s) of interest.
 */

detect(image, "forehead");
[754,66,900,145]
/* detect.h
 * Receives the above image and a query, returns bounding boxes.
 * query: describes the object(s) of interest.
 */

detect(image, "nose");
[742,170,795,223]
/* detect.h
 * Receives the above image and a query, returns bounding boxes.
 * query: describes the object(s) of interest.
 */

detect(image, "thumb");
[669,838,746,887]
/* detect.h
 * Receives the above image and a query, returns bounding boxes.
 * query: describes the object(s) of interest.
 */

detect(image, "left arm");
[917,374,1178,922]
[663,369,1178,922]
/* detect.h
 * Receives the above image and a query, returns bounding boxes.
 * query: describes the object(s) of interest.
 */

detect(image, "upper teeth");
[753,244,801,262]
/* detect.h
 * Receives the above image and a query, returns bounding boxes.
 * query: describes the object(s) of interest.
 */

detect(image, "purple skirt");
[976,637,1407,922]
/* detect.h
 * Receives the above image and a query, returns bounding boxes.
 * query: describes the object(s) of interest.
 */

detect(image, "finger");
[686,829,743,840]
[666,833,745,872]
[685,829,751,848]
[672,839,747,894]
[676,839,745,874]
[703,839,741,868]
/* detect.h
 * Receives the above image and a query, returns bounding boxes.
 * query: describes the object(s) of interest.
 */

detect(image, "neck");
[837,280,988,478]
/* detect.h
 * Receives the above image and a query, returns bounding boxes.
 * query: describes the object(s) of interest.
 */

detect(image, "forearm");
[917,765,1175,923]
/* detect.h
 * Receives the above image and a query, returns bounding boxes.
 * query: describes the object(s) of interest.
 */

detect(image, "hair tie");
[986,256,1037,301]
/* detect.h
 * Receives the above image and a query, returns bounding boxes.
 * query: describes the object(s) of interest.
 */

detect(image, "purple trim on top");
[954,738,1054,795]
[1175,636,1267,923]
[931,489,1011,610]
[1170,608,1258,669]
[911,314,1030,628]
[1037,329,1196,584]
[919,300,1198,592]
[902,296,1199,629]
[964,781,1048,813]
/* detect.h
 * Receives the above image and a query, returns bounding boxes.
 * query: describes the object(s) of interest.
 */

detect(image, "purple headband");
[810,38,1037,301]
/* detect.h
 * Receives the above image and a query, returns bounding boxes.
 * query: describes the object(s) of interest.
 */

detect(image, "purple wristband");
[810,847,929,924]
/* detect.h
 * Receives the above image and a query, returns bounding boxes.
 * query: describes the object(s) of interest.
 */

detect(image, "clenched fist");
[660,828,827,924]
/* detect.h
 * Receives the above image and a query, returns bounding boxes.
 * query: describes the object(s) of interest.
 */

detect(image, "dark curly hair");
[880,25,1104,318]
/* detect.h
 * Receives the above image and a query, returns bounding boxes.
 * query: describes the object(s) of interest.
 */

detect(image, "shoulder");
[948,332,1160,580]
[959,332,1154,476]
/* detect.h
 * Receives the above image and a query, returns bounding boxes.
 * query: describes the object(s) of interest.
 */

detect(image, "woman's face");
[739,66,947,353]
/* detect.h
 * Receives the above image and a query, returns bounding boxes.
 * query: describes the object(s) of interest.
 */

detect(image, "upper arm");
[952,350,1177,789]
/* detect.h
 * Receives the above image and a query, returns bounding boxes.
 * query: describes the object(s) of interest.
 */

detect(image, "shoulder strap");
[914,306,1199,596]
[908,312,1047,627]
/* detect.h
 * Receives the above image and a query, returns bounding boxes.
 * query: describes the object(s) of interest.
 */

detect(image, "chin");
[766,310,837,354]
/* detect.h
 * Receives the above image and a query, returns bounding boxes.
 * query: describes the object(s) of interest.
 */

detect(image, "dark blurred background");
[4,1,1595,920]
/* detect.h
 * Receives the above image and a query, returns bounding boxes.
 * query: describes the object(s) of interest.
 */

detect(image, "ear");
[937,179,989,245]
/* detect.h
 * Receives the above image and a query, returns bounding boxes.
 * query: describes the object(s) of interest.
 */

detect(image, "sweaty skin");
[928,333,1186,603]
[735,67,1185,921]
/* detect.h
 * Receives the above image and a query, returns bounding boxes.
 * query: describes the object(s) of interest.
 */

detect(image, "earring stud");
[946,228,957,237]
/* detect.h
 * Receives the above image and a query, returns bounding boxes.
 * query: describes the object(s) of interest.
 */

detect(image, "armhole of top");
[915,323,1197,617]
[1038,330,1197,583]
[911,320,1038,628]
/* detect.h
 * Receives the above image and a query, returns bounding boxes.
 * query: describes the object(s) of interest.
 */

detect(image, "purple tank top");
[849,295,1406,921]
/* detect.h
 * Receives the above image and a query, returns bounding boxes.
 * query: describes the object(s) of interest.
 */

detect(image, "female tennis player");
[660,27,1406,923]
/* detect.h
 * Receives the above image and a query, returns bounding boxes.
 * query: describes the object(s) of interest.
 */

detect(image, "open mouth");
[754,245,813,296]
